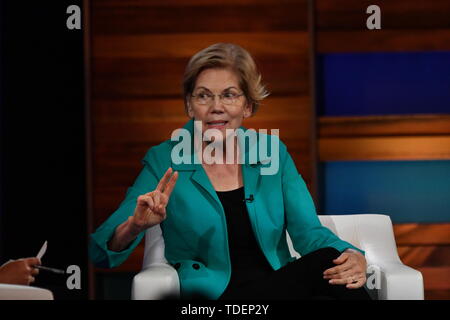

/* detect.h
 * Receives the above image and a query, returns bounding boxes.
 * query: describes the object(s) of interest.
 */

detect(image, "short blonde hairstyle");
[183,43,269,115]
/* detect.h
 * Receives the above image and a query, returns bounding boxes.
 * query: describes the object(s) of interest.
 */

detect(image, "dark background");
[0,1,88,299]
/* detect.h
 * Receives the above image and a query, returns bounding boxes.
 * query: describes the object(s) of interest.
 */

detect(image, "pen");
[34,265,65,274]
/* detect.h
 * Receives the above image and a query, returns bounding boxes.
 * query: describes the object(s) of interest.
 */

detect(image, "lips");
[206,120,228,128]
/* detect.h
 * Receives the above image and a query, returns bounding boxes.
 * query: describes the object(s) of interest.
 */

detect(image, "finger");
[323,263,352,276]
[156,168,173,192]
[323,260,355,277]
[158,206,166,218]
[28,275,35,284]
[152,192,161,210]
[25,257,41,266]
[333,252,349,265]
[138,195,154,210]
[163,171,178,197]
[31,267,40,276]
[346,276,366,289]
[324,267,354,280]
[328,277,349,285]
[328,272,361,285]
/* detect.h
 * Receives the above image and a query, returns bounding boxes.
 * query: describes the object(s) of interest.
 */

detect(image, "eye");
[197,92,212,99]
[223,91,238,98]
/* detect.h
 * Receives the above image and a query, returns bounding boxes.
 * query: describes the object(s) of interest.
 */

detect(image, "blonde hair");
[183,43,269,115]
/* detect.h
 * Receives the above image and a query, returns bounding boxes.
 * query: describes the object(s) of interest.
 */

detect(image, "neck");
[199,135,240,165]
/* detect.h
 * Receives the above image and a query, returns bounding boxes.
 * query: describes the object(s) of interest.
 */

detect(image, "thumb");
[333,253,349,265]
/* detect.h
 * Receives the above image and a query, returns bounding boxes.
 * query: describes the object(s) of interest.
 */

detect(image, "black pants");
[219,247,372,300]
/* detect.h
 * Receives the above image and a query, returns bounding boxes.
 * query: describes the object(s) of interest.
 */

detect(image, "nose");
[210,95,225,113]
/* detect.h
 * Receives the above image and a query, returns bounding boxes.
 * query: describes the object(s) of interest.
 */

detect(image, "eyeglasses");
[191,90,244,106]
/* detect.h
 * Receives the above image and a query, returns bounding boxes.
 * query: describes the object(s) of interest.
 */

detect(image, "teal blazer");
[89,119,363,299]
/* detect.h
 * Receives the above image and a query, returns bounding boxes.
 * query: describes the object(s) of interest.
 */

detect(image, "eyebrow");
[194,86,240,92]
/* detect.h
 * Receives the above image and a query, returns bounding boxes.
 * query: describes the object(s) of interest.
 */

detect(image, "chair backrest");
[0,284,53,300]
[287,214,402,265]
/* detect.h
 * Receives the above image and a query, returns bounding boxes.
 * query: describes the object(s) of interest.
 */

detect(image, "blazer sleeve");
[281,145,365,256]
[88,148,161,268]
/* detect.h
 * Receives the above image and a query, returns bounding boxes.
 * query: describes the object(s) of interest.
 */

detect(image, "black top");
[216,187,273,289]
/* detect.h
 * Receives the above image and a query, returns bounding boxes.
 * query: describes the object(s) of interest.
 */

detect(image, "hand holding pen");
[0,257,41,285]
[33,240,65,275]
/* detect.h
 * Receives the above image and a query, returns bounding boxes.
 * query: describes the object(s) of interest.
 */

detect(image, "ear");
[187,101,194,118]
[243,102,252,118]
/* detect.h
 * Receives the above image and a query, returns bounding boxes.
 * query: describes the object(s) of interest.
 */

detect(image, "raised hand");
[130,167,178,233]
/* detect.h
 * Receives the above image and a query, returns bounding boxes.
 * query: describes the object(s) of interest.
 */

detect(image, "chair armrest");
[0,284,54,300]
[372,261,424,300]
[131,263,180,300]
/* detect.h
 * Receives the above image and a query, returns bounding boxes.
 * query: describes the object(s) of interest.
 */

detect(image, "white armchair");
[0,284,54,300]
[132,214,424,300]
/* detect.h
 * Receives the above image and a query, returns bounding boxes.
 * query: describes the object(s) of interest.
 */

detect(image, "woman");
[89,43,371,300]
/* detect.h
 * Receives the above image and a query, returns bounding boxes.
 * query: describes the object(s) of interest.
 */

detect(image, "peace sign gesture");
[130,167,178,233]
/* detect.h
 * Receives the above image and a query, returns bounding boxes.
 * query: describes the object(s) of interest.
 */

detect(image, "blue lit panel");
[318,52,450,116]
[320,160,450,223]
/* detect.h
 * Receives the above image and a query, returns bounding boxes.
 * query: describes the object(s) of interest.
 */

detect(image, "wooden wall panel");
[319,115,450,138]
[394,224,450,246]
[315,0,450,53]
[90,0,314,275]
[317,29,450,53]
[92,5,307,34]
[92,33,310,58]
[395,224,450,299]
[319,136,450,161]
[316,0,450,30]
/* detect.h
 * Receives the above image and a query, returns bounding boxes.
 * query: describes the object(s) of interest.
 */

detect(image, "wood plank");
[92,56,309,98]
[418,267,450,290]
[317,29,450,53]
[319,115,450,138]
[93,96,310,121]
[425,290,450,300]
[92,32,309,58]
[394,224,450,246]
[398,246,450,267]
[92,3,307,34]
[93,0,305,7]
[316,0,450,30]
[319,136,450,161]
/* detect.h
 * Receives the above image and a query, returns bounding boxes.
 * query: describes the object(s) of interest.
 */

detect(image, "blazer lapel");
[170,119,223,208]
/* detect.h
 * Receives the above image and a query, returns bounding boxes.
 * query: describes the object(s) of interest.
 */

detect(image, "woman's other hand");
[0,257,41,285]
[322,249,367,289]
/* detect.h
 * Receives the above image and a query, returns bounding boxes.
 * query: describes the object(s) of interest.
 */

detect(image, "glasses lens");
[193,91,241,105]
[195,92,212,105]
[222,92,240,105]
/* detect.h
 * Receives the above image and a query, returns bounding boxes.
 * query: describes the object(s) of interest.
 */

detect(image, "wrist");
[345,248,362,255]
[126,216,144,239]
